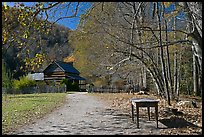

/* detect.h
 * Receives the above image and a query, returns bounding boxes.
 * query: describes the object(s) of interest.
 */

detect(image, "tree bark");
[157,2,171,106]
[164,18,173,100]
[193,54,198,95]
[176,53,181,99]
[173,52,178,97]
[184,2,202,74]
[143,66,147,89]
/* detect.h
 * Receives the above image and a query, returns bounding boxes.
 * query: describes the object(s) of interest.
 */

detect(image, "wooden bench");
[130,98,159,128]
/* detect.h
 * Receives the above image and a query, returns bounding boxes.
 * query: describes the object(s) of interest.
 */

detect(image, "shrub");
[13,75,36,90]
[61,79,79,91]
[71,81,79,91]
[2,61,12,89]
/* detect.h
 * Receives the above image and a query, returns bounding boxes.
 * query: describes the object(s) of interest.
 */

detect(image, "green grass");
[2,93,67,134]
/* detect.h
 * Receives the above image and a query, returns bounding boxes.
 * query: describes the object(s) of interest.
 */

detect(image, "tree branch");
[52,2,80,24]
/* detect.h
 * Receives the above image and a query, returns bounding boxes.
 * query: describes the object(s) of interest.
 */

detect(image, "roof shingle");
[55,61,80,74]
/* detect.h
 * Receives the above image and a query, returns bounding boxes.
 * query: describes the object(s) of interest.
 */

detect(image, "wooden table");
[130,98,159,128]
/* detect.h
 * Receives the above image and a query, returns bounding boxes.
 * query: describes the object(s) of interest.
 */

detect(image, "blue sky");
[3,2,92,30]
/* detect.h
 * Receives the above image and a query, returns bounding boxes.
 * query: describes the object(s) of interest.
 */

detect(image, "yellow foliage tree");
[63,55,76,63]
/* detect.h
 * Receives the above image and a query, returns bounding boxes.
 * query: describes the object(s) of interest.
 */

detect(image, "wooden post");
[147,107,150,121]
[131,103,134,122]
[136,105,139,128]
[155,104,158,128]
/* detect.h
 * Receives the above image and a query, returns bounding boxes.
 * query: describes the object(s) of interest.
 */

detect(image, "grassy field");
[2,93,68,134]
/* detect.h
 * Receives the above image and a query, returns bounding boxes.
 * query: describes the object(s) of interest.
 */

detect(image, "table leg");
[147,107,150,121]
[131,103,134,122]
[136,105,139,128]
[155,105,158,128]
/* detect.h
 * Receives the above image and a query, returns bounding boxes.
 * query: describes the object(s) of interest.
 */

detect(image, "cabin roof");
[43,61,80,74]
[67,75,86,80]
[27,73,44,80]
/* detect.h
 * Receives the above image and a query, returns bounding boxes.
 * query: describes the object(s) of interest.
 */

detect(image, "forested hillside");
[2,6,72,79]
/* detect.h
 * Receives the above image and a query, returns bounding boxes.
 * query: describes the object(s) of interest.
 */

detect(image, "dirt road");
[12,92,166,135]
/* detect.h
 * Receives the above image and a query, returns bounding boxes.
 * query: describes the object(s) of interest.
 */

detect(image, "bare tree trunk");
[156,48,160,67]
[176,53,181,99]
[193,54,198,95]
[198,74,202,98]
[194,54,201,97]
[140,70,143,88]
[148,69,160,95]
[173,21,178,98]
[138,30,147,90]
[143,66,147,89]
[184,2,202,75]
[173,52,178,97]
[157,2,171,106]
[164,19,173,100]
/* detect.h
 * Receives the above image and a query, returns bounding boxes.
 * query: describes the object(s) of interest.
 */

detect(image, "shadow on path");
[159,116,200,128]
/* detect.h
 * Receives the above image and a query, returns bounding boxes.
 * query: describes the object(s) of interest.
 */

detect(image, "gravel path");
[12,92,167,135]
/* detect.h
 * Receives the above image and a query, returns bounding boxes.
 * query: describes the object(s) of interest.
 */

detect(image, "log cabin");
[43,61,86,91]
